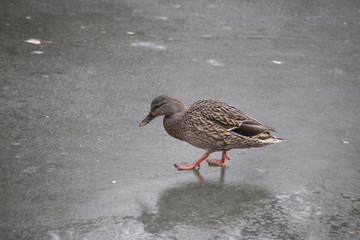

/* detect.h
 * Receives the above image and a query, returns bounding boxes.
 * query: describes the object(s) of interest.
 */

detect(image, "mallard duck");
[139,95,284,170]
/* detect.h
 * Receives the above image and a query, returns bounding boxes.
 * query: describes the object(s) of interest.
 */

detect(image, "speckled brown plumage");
[140,95,284,170]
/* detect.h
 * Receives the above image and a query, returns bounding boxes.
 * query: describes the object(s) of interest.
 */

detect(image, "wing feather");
[187,100,275,137]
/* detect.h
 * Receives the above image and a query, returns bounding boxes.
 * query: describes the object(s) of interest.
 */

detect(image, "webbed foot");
[174,163,200,170]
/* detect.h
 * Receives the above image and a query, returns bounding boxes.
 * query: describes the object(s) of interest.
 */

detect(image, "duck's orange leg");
[174,153,209,170]
[206,151,230,167]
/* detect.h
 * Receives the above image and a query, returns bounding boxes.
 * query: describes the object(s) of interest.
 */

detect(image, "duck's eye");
[153,102,165,110]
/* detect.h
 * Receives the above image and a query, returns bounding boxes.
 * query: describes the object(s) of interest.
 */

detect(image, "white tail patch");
[259,137,285,144]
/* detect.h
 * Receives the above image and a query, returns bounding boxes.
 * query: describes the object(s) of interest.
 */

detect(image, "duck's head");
[139,95,186,127]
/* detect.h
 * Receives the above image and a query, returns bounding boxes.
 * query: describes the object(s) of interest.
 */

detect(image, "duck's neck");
[163,100,187,141]
[166,99,188,115]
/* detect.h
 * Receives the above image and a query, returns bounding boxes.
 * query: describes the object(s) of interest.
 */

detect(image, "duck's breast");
[163,115,187,141]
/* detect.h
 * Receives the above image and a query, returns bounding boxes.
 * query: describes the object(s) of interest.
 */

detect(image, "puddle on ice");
[38,183,356,240]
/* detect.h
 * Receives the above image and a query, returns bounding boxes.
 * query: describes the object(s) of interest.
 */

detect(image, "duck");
[139,95,284,170]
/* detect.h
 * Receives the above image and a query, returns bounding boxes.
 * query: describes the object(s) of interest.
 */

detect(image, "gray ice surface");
[1,0,359,239]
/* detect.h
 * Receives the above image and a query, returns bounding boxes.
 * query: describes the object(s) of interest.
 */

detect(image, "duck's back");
[173,100,265,151]
[186,99,267,128]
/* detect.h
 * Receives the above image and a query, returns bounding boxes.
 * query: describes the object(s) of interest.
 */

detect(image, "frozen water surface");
[1,0,359,239]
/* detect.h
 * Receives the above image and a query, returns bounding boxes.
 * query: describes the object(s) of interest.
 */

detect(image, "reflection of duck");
[192,167,226,184]
[139,95,284,170]
[138,169,276,234]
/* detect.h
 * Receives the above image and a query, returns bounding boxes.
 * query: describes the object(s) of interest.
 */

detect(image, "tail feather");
[259,136,285,144]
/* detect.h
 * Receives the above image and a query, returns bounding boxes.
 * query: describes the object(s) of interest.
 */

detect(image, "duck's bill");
[139,113,156,127]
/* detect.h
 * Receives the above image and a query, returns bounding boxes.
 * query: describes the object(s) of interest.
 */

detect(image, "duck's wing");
[189,100,275,137]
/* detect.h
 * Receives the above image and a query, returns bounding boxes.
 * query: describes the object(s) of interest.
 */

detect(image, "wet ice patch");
[207,59,224,66]
[130,41,167,50]
[153,16,168,20]
[49,231,61,240]
[23,166,39,174]
[256,168,268,173]
[114,17,129,21]
[202,34,217,39]
[31,51,44,55]
[170,3,181,9]
[226,186,319,239]
[47,216,156,240]
[275,187,315,225]
[132,9,144,16]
